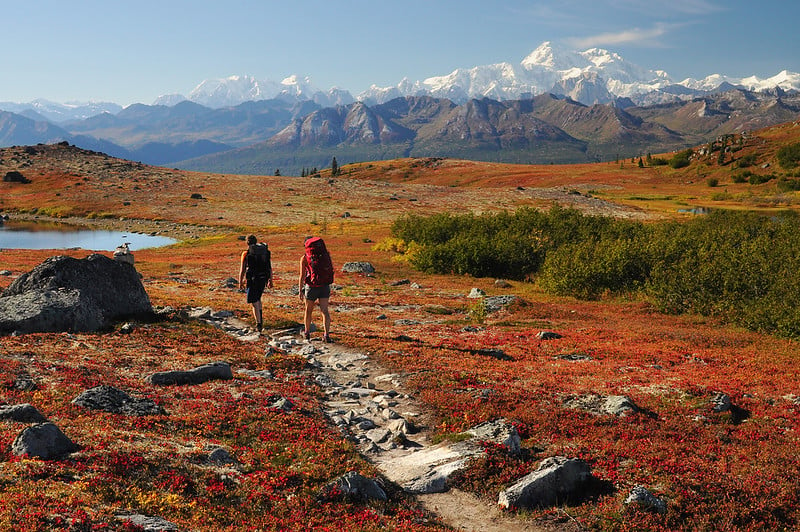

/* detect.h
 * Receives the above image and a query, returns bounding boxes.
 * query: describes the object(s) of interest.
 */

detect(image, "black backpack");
[246,243,271,281]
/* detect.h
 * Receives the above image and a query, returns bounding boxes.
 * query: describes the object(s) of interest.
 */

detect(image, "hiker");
[299,236,334,342]
[238,234,273,332]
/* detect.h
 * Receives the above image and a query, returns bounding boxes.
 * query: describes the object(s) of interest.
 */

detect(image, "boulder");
[3,170,29,183]
[147,361,233,386]
[484,295,519,312]
[116,514,180,532]
[536,330,562,340]
[0,403,47,423]
[113,243,134,265]
[318,471,387,502]
[498,456,592,510]
[467,288,486,298]
[0,254,152,334]
[624,485,667,514]
[72,385,165,416]
[341,262,375,274]
[11,422,80,459]
[466,419,521,455]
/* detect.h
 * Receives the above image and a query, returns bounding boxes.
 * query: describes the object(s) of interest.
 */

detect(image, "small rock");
[711,392,732,413]
[624,485,667,514]
[318,471,387,502]
[467,287,486,298]
[536,330,562,340]
[341,262,375,274]
[116,513,180,532]
[0,403,47,423]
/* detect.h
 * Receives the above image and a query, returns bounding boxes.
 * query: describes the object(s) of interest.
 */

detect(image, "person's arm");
[238,251,247,290]
[298,255,307,300]
[267,254,274,288]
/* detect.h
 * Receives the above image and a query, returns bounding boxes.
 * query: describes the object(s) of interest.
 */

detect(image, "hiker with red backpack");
[299,236,334,342]
[239,234,273,332]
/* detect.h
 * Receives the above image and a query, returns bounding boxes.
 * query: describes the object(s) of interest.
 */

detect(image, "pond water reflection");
[0,221,176,251]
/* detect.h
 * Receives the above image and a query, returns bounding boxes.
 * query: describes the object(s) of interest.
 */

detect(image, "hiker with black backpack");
[299,236,334,342]
[238,234,273,332]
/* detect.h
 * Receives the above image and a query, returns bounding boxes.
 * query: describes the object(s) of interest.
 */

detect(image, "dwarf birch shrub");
[391,206,800,337]
[539,229,653,300]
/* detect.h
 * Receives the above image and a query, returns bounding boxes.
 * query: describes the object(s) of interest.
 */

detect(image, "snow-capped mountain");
[154,74,355,109]
[681,70,800,93]
[358,42,764,104]
[0,99,122,123]
[2,41,798,117]
[167,41,799,111]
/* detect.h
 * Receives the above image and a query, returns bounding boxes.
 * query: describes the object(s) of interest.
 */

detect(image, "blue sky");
[2,0,797,105]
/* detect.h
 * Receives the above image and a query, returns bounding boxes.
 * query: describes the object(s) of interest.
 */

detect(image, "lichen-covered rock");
[0,403,47,423]
[0,254,152,334]
[498,456,592,510]
[624,485,667,514]
[11,422,80,459]
[341,262,375,274]
[72,385,165,416]
[147,361,233,386]
[318,471,387,502]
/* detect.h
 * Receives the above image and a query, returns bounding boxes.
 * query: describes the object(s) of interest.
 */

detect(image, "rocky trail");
[194,307,580,532]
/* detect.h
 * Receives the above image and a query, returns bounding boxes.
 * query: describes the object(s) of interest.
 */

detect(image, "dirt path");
[197,308,581,532]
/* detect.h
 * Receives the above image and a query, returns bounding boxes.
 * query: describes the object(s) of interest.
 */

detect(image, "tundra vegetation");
[1,121,799,530]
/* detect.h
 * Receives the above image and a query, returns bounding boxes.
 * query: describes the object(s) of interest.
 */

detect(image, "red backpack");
[304,237,334,286]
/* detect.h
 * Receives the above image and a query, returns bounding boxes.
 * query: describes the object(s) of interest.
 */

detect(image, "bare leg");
[304,298,315,335]
[318,298,331,336]
[252,300,262,323]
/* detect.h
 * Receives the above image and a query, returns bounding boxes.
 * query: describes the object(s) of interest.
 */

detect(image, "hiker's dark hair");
[247,234,257,245]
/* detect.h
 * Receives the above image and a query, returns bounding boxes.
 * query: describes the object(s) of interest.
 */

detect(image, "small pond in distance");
[0,221,177,251]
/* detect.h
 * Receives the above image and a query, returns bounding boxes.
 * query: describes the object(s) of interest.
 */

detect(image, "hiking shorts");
[246,278,267,303]
[303,284,331,301]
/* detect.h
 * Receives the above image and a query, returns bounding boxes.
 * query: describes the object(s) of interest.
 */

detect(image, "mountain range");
[1,41,798,175]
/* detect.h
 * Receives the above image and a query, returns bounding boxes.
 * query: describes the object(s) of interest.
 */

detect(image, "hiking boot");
[323,334,332,343]
[256,322,262,332]
[304,331,311,341]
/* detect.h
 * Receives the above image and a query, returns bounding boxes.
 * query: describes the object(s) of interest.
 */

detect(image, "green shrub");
[777,142,800,169]
[776,178,800,192]
[650,157,669,166]
[732,171,751,183]
[392,207,800,338]
[706,177,719,187]
[669,149,693,169]
[539,231,652,300]
[736,153,758,168]
[748,173,773,185]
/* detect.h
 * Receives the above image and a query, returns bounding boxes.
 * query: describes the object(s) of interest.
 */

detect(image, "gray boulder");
[116,514,180,532]
[11,422,80,459]
[466,419,521,455]
[536,330,562,340]
[319,471,387,502]
[341,262,375,274]
[498,456,592,510]
[0,254,152,334]
[0,403,47,423]
[72,385,165,416]
[147,361,233,386]
[484,295,519,312]
[467,287,486,299]
[624,485,667,514]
